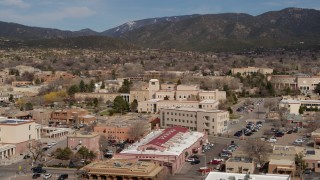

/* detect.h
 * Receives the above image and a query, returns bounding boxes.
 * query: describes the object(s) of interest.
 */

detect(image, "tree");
[93,98,99,107]
[130,99,138,112]
[34,78,41,85]
[245,138,272,168]
[177,79,182,85]
[28,141,45,164]
[24,102,33,110]
[68,85,79,96]
[55,147,73,160]
[263,99,277,113]
[113,96,129,113]
[118,79,131,93]
[77,146,96,161]
[315,83,320,94]
[295,152,306,176]
[9,94,13,102]
[100,81,105,89]
[88,80,95,92]
[79,80,85,92]
[128,121,147,141]
[227,107,233,114]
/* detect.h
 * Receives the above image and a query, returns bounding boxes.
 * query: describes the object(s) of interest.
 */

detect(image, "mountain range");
[0,8,319,51]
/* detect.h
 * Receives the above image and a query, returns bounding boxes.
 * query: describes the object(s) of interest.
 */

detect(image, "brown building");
[94,117,151,142]
[11,81,33,87]
[80,159,165,180]
[226,157,255,174]
[268,159,296,177]
[50,108,93,126]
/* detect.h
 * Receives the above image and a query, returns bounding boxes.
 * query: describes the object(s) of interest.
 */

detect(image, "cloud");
[0,0,30,8]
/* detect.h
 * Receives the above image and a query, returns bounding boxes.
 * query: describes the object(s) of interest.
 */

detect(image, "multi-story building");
[75,93,130,103]
[225,157,255,174]
[268,74,320,94]
[0,118,41,157]
[81,159,165,180]
[231,67,273,76]
[160,107,229,135]
[114,126,207,174]
[50,108,94,126]
[94,118,151,142]
[67,132,100,154]
[303,149,320,173]
[279,99,320,115]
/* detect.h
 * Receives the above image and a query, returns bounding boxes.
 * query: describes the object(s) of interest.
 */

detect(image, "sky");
[0,0,319,32]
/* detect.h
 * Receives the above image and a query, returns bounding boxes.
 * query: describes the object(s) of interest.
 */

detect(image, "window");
[29,125,31,130]
[29,135,31,140]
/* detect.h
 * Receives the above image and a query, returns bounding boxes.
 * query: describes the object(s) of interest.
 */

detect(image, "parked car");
[186,158,196,162]
[294,139,304,143]
[191,159,200,165]
[46,144,52,148]
[58,174,68,180]
[287,130,293,134]
[219,153,231,158]
[43,173,52,179]
[31,167,46,173]
[267,137,277,143]
[32,173,41,179]
[208,159,223,165]
[50,141,57,146]
[275,131,284,137]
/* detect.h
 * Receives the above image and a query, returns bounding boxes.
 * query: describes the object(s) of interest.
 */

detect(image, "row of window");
[166,124,196,131]
[166,112,197,117]
[166,118,197,124]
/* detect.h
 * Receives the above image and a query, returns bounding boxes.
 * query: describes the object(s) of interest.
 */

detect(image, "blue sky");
[0,0,319,32]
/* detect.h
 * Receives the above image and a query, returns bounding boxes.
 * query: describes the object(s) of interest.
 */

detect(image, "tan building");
[67,132,100,153]
[268,159,296,177]
[11,81,33,87]
[303,149,320,172]
[0,118,41,157]
[311,129,320,148]
[75,93,130,103]
[31,109,52,125]
[94,118,151,142]
[231,67,273,76]
[160,107,229,135]
[50,108,94,126]
[226,157,255,174]
[268,75,320,94]
[0,71,12,85]
[81,159,165,180]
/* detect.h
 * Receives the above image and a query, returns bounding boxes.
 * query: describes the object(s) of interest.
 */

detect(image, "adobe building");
[114,126,207,174]
[81,159,165,180]
[268,159,296,177]
[231,67,273,76]
[50,108,95,126]
[225,157,255,174]
[67,132,100,153]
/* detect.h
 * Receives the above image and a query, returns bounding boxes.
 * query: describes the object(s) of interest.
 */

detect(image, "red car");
[207,159,223,165]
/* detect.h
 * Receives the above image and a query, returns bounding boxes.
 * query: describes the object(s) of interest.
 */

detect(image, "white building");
[279,99,320,115]
[205,172,290,180]
[0,118,41,158]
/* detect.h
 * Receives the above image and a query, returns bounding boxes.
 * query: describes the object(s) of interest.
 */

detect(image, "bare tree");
[305,113,320,133]
[28,141,45,164]
[263,99,277,113]
[128,121,147,142]
[245,138,272,168]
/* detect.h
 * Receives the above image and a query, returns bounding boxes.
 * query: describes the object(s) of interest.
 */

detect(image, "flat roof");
[162,107,225,113]
[121,128,204,156]
[67,132,99,138]
[82,159,163,177]
[269,159,295,166]
[0,119,33,125]
[205,172,290,180]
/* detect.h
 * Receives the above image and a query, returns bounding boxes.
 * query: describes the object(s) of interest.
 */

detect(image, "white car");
[50,141,57,146]
[267,137,277,143]
[43,173,52,179]
[46,144,52,148]
[295,139,304,143]
[186,158,196,162]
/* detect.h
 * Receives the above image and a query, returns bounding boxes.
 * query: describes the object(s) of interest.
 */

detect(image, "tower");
[148,79,160,99]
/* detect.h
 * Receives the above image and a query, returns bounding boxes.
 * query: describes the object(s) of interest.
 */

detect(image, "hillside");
[118,8,320,51]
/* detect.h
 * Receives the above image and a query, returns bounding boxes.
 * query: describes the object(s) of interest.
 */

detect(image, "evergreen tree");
[113,96,129,113]
[89,80,95,92]
[118,79,131,93]
[68,85,79,96]
[315,83,320,94]
[79,80,85,92]
[100,81,105,89]
[130,99,138,112]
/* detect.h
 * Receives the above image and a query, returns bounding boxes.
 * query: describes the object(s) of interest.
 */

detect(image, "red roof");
[147,126,188,147]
